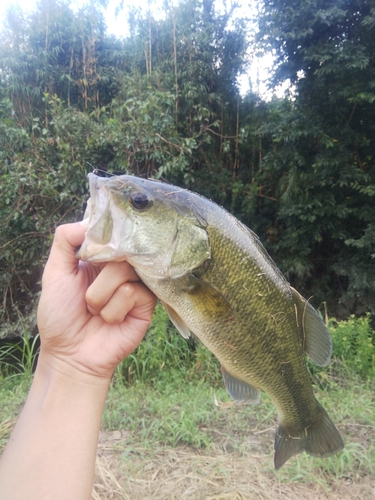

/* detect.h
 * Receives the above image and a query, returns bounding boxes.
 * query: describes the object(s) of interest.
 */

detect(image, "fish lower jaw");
[78,242,126,262]
[130,260,174,280]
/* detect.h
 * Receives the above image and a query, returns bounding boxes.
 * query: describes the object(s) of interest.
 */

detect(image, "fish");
[77,173,344,469]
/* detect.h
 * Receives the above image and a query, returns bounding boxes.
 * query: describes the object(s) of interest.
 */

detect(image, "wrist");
[0,342,111,500]
[36,349,113,391]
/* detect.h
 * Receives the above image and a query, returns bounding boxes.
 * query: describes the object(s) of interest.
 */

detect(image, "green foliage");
[107,352,375,478]
[114,305,375,391]
[0,332,40,378]
[254,0,375,310]
[0,0,374,334]
[0,0,250,334]
[329,315,375,380]
[0,0,122,116]
[104,72,195,177]
[0,373,32,452]
[115,304,221,386]
[0,95,92,332]
[104,378,221,449]
[274,441,375,484]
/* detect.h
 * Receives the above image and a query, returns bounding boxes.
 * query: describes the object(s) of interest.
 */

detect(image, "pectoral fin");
[184,275,234,321]
[162,301,191,339]
[222,367,261,404]
[292,287,332,367]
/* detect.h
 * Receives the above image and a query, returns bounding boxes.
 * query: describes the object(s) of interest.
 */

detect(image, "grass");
[4,363,374,471]
[1,311,375,498]
[0,373,31,450]
[97,369,375,499]
[103,378,219,448]
[0,331,40,378]
[101,371,375,475]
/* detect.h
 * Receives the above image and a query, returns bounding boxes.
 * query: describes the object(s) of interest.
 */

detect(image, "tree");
[0,0,125,122]
[0,0,253,335]
[255,0,375,313]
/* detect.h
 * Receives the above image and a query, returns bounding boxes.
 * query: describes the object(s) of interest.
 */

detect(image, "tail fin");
[274,402,344,469]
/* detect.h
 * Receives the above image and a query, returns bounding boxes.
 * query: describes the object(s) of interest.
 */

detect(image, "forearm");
[0,352,111,500]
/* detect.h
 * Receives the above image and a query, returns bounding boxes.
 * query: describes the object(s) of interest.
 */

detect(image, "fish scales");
[137,207,316,425]
[77,173,344,469]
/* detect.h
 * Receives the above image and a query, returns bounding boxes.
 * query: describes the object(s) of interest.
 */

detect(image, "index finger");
[85,261,140,314]
[43,220,89,281]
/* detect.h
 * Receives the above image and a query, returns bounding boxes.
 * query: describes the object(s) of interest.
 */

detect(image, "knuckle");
[101,312,123,325]
[118,283,134,298]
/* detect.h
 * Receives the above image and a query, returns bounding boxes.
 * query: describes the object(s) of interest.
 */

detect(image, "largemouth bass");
[77,173,344,469]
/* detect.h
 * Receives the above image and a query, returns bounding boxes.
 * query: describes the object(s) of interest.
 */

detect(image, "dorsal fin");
[291,287,332,367]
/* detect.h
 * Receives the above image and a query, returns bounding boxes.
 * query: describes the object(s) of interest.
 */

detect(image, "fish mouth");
[77,174,134,262]
[76,173,184,278]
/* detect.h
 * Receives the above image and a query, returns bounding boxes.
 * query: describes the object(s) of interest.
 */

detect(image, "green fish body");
[77,173,344,468]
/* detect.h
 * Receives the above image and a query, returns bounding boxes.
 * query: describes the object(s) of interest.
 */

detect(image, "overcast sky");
[0,0,141,37]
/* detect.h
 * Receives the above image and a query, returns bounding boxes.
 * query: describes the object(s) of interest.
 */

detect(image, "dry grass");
[92,431,375,500]
[1,398,374,499]
[0,418,16,441]
[2,369,374,500]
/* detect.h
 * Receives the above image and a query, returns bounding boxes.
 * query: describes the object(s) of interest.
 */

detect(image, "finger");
[86,261,140,313]
[99,281,156,324]
[43,220,89,280]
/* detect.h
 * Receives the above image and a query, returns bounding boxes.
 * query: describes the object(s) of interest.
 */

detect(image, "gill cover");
[168,217,210,279]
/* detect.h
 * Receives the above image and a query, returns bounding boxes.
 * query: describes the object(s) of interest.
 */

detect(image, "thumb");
[43,220,89,280]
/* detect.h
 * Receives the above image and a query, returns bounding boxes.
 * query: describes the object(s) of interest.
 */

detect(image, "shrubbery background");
[1,0,374,337]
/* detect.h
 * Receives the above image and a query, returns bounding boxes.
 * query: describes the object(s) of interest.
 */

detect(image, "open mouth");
[76,174,133,262]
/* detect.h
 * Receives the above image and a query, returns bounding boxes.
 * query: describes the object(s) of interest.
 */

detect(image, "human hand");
[37,221,157,381]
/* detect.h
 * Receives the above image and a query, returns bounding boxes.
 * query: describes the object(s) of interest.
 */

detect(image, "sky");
[0,0,143,38]
[0,0,279,98]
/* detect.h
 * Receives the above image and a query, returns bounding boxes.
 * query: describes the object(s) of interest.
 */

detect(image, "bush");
[116,305,375,389]
[114,304,221,386]
[329,314,375,380]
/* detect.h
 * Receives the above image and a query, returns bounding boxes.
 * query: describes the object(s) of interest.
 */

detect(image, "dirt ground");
[1,389,373,499]
[1,412,374,498]
[92,429,375,500]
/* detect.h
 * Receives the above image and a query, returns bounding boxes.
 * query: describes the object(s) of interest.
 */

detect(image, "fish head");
[77,173,211,279]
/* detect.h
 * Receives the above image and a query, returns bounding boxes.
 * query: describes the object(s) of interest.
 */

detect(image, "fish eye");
[130,191,151,210]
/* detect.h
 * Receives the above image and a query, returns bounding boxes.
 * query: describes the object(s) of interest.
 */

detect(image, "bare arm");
[0,221,156,500]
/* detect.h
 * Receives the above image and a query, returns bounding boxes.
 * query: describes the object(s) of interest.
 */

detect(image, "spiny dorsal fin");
[291,287,332,367]
[221,367,261,404]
